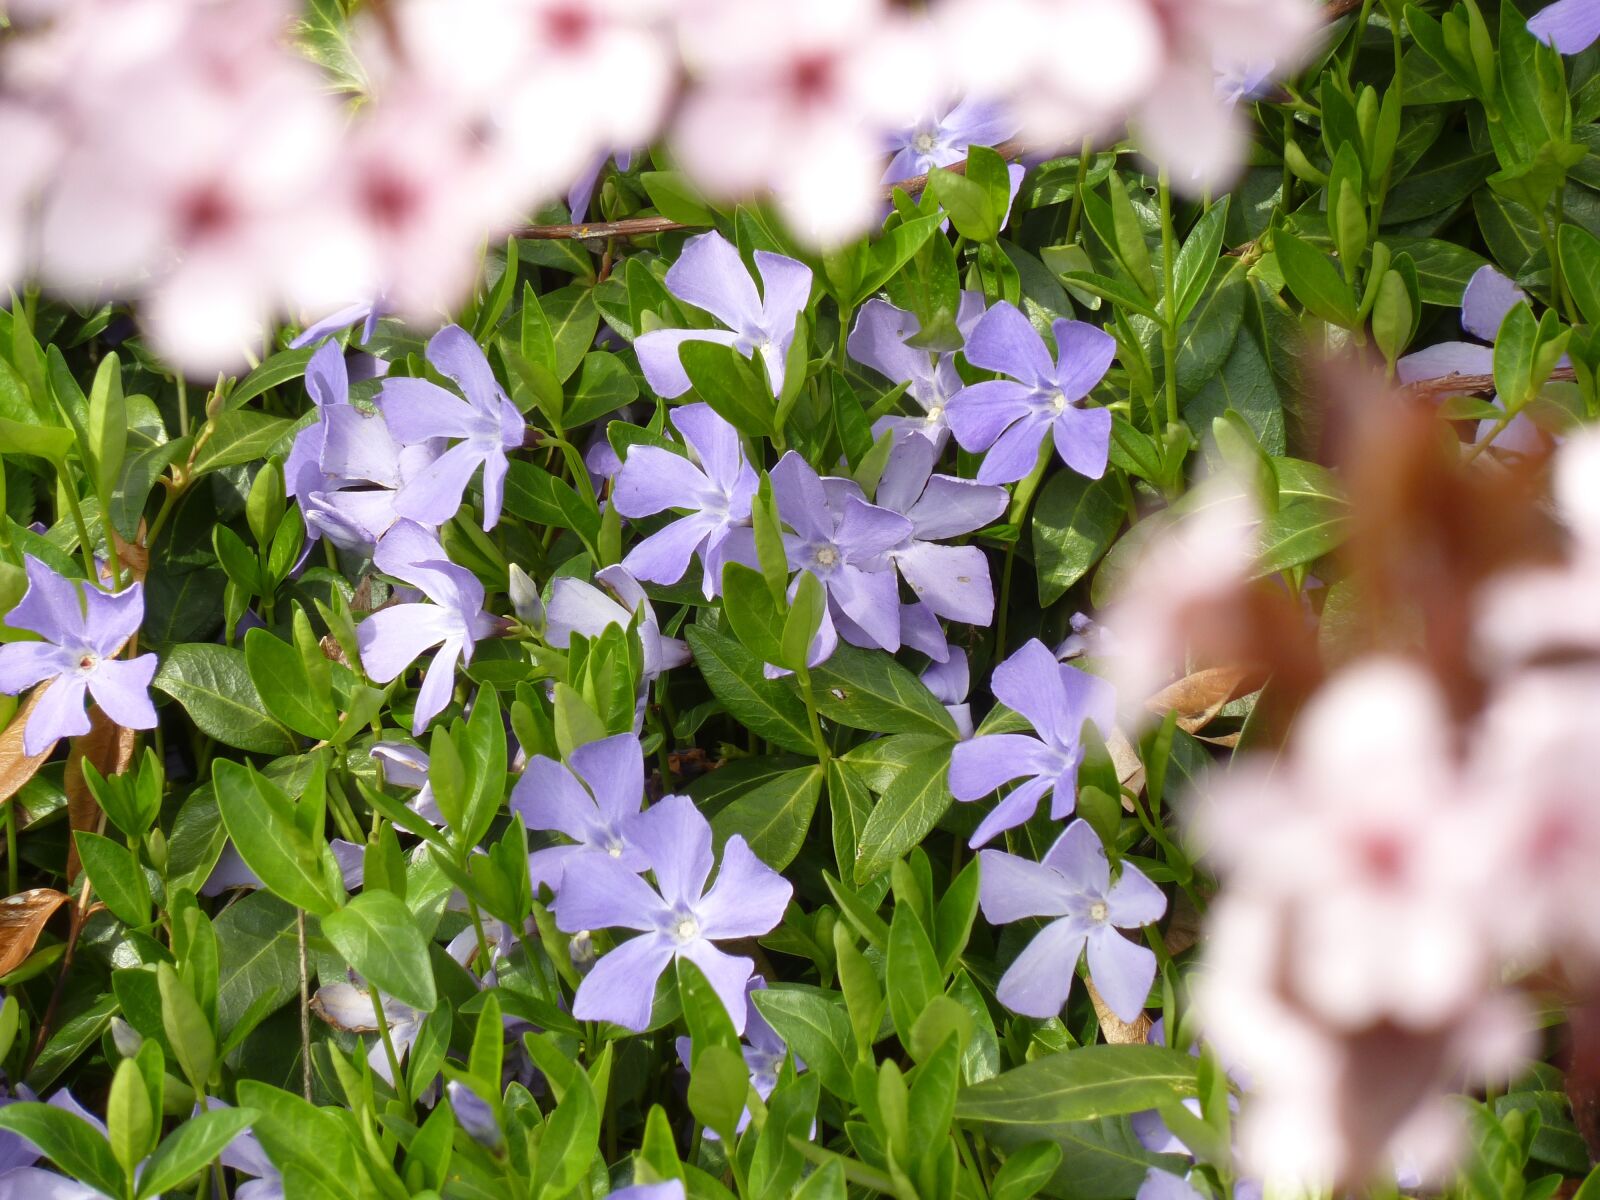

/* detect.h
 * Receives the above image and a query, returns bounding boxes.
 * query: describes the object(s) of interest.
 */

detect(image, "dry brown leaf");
[319,635,350,667]
[64,707,135,880]
[1146,665,1264,733]
[0,888,70,977]
[0,689,60,808]
[1087,976,1152,1045]
[113,525,150,583]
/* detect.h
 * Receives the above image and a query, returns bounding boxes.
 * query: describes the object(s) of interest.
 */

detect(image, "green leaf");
[213,759,341,916]
[641,170,717,226]
[215,890,302,1037]
[1172,198,1231,322]
[137,1107,259,1199]
[1032,471,1126,605]
[807,644,958,738]
[1185,334,1286,463]
[235,1081,358,1199]
[709,764,824,870]
[75,831,151,928]
[887,903,942,1044]
[854,746,952,885]
[1383,237,1491,307]
[154,644,297,755]
[542,284,600,383]
[229,347,315,410]
[685,624,815,756]
[929,167,1001,243]
[687,1043,749,1142]
[991,1142,1065,1200]
[0,417,73,461]
[323,890,438,1013]
[1273,229,1355,328]
[564,351,639,429]
[1560,224,1600,326]
[751,986,856,1101]
[0,1102,124,1198]
[720,562,788,667]
[1255,499,1349,576]
[191,411,298,475]
[956,1044,1200,1127]
[1494,301,1540,410]
[87,353,126,502]
[681,339,773,439]
[530,1045,600,1199]
[244,627,338,740]
[158,963,215,1090]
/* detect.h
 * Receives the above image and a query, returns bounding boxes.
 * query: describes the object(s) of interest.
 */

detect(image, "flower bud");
[110,1017,143,1059]
[446,1080,503,1150]
[508,564,544,628]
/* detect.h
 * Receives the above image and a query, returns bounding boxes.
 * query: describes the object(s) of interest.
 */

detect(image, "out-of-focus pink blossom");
[672,0,937,247]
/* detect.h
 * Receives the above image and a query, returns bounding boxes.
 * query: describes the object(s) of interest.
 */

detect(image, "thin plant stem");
[995,449,1052,659]
[4,802,16,896]
[297,908,313,1102]
[796,669,831,765]
[370,987,411,1110]
[1157,170,1181,433]
[1064,139,1094,244]
[58,477,97,581]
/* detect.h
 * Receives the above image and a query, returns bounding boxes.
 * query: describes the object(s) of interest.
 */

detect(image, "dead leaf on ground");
[1146,665,1265,733]
[0,689,61,808]
[1087,976,1152,1045]
[64,707,135,880]
[0,888,70,977]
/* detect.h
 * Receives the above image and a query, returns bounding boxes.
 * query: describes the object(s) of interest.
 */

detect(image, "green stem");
[1064,139,1094,244]
[176,377,190,440]
[57,475,98,582]
[796,669,831,766]
[1345,0,1377,78]
[371,986,411,1110]
[1157,171,1180,434]
[995,448,1053,659]
[466,898,495,978]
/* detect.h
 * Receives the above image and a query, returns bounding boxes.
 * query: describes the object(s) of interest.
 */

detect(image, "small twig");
[1401,367,1578,401]
[1324,0,1366,17]
[297,908,313,1102]
[518,139,1028,241]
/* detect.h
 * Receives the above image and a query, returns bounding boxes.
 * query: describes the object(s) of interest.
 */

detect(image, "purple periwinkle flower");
[948,301,1115,485]
[609,1184,685,1200]
[378,325,525,531]
[874,436,1007,632]
[0,557,157,755]
[978,818,1165,1022]
[446,1081,503,1150]
[633,231,812,401]
[511,732,651,894]
[613,403,759,599]
[356,521,497,735]
[290,299,386,349]
[675,976,801,1138]
[544,566,689,686]
[1529,0,1600,52]
[567,150,636,225]
[950,638,1115,847]
[553,794,792,1033]
[884,98,1019,182]
[370,742,443,824]
[848,294,987,450]
[770,451,912,654]
[922,649,974,740]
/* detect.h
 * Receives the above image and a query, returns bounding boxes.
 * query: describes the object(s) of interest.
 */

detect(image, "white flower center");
[606,843,623,859]
[75,652,99,674]
[1088,900,1109,924]
[814,545,839,568]
[925,404,944,423]
[671,915,700,944]
[1048,389,1068,414]
[913,131,938,154]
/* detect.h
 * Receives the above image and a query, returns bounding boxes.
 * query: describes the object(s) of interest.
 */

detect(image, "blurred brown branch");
[1401,367,1579,401]
[519,139,1027,241]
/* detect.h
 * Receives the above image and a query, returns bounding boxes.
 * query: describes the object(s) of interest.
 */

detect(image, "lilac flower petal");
[696,835,794,940]
[978,849,1076,923]
[1395,342,1495,386]
[666,232,765,335]
[0,1167,104,1199]
[949,733,1058,800]
[355,605,457,683]
[637,794,714,910]
[201,845,262,895]
[1042,819,1112,896]
[968,775,1055,848]
[849,300,928,389]
[25,675,92,754]
[613,446,712,518]
[827,563,902,651]
[0,642,73,694]
[377,378,482,443]
[679,940,757,1034]
[393,440,485,527]
[81,584,146,655]
[8,557,88,643]
[1107,862,1168,928]
[1052,407,1113,479]
[1138,1170,1207,1200]
[572,932,676,1031]
[976,414,1052,485]
[623,515,717,588]
[1052,320,1118,401]
[942,96,1020,151]
[480,448,510,531]
[545,578,626,648]
[964,301,1056,386]
[412,638,463,733]
[671,404,744,493]
[876,436,937,516]
[527,843,586,896]
[1461,266,1527,342]
[371,743,429,789]
[922,649,968,706]
[834,495,914,560]
[905,475,1008,541]
[996,917,1089,1018]
[427,326,507,412]
[610,1182,686,1200]
[992,640,1077,743]
[86,656,159,731]
[320,407,402,487]
[754,250,813,335]
[1528,0,1600,53]
[896,542,994,625]
[634,328,743,399]
[569,733,645,825]
[769,452,835,544]
[947,379,1037,451]
[552,853,664,933]
[900,600,950,663]
[1085,926,1158,1022]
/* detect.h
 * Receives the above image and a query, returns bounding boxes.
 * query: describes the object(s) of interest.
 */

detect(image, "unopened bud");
[508,564,544,628]
[110,1017,143,1058]
[447,1080,503,1150]
[143,828,167,874]
[569,929,596,970]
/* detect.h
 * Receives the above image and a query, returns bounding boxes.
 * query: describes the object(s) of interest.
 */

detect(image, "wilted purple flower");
[544,566,689,685]
[371,742,442,824]
[378,325,526,531]
[922,649,974,739]
[356,521,497,735]
[1398,266,1559,455]
[553,794,792,1033]
[311,978,423,1086]
[884,98,1019,181]
[1529,0,1600,52]
[511,732,650,894]
[633,231,812,400]
[675,976,801,1138]
[770,451,912,654]
[613,403,759,599]
[950,638,1115,847]
[0,557,157,755]
[848,294,986,449]
[446,1080,503,1150]
[948,302,1115,485]
[979,818,1165,1021]
[874,436,1007,633]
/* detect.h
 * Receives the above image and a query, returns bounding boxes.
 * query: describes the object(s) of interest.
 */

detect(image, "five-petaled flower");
[979,818,1166,1021]
[613,403,759,599]
[948,301,1115,485]
[553,794,792,1033]
[950,638,1115,847]
[633,231,812,401]
[0,557,158,755]
[512,732,651,895]
[847,294,986,450]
